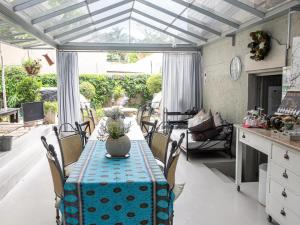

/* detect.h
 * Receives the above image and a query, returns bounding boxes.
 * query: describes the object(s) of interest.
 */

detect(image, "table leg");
[235,129,243,192]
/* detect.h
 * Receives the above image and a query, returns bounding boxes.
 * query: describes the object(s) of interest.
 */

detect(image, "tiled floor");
[0,151,277,225]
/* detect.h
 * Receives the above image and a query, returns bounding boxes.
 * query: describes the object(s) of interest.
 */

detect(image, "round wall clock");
[229,56,242,81]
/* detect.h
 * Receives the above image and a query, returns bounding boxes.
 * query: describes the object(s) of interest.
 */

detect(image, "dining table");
[63,118,173,225]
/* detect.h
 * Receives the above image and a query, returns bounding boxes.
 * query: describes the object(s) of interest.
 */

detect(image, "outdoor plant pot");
[24,66,41,76]
[105,135,131,157]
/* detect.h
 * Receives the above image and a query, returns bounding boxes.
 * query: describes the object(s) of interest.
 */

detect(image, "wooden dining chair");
[75,120,91,147]
[54,126,83,178]
[41,136,65,225]
[141,120,158,145]
[150,125,174,166]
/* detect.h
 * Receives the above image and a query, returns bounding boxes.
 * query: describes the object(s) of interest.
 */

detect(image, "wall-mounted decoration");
[282,37,300,97]
[229,56,242,81]
[248,31,271,61]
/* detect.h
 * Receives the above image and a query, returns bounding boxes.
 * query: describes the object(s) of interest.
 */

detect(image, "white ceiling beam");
[13,0,47,11]
[222,0,265,18]
[171,0,240,28]
[58,43,199,52]
[61,17,130,44]
[131,17,197,45]
[133,9,207,42]
[54,9,131,40]
[0,1,57,48]
[44,0,133,33]
[136,0,221,36]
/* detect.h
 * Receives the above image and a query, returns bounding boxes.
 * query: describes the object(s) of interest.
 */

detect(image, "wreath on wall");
[247,31,271,61]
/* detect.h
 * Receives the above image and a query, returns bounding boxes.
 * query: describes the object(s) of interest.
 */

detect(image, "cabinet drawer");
[239,130,271,155]
[272,144,300,177]
[270,179,300,217]
[271,162,300,194]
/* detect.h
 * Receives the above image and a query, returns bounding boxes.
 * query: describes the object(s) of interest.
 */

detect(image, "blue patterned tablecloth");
[64,140,172,225]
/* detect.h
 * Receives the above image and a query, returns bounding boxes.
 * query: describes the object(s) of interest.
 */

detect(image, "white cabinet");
[235,126,300,225]
[268,143,300,224]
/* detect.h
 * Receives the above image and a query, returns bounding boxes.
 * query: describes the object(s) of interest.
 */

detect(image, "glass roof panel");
[166,27,203,44]
[131,12,168,30]
[239,0,293,12]
[91,2,132,21]
[134,1,176,23]
[143,0,186,14]
[0,15,43,48]
[70,21,130,43]
[129,20,186,44]
[22,0,84,19]
[89,0,131,12]
[58,13,130,43]
[48,17,92,37]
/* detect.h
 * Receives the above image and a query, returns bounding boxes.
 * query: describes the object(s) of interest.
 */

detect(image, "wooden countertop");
[235,124,300,152]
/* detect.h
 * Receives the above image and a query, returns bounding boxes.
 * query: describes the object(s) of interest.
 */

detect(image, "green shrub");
[113,85,125,99]
[146,74,162,95]
[44,101,58,113]
[16,77,42,105]
[80,81,96,100]
[37,73,57,87]
[0,66,27,107]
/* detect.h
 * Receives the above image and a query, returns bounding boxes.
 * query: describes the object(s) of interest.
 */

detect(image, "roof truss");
[0,0,299,50]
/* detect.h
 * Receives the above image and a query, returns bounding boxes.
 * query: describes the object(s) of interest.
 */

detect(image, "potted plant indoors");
[105,107,131,158]
[22,58,42,75]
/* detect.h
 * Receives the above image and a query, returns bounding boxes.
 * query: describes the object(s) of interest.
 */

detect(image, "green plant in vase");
[105,107,131,158]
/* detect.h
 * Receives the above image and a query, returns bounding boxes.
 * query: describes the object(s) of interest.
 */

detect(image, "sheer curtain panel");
[162,52,202,117]
[57,51,81,129]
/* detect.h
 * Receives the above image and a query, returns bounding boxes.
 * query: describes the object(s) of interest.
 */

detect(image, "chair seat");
[64,162,76,177]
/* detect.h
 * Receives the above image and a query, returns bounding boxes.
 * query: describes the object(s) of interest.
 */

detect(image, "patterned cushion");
[188,110,214,133]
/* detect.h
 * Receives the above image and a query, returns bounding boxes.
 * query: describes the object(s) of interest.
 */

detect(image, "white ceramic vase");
[105,135,131,157]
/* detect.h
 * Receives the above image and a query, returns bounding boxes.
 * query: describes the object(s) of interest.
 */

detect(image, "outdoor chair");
[141,119,158,145]
[54,126,83,178]
[87,107,96,133]
[136,103,153,126]
[75,120,91,147]
[150,125,174,166]
[41,136,65,225]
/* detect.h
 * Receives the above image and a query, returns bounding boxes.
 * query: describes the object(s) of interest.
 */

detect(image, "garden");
[0,60,162,122]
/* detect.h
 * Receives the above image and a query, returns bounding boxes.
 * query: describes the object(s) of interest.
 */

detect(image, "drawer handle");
[242,134,246,138]
[282,189,287,198]
[280,209,286,217]
[282,170,289,179]
[284,152,289,160]
[282,170,288,179]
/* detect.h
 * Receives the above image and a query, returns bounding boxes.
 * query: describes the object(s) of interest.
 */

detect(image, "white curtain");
[57,51,81,128]
[162,52,202,116]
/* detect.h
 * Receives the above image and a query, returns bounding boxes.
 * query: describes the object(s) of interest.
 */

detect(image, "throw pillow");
[188,110,214,133]
[191,128,220,141]
[213,112,224,127]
